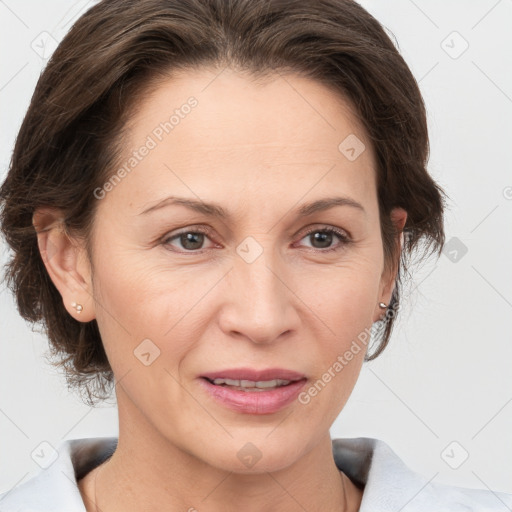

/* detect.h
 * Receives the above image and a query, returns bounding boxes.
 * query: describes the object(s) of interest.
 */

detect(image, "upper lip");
[201,368,306,382]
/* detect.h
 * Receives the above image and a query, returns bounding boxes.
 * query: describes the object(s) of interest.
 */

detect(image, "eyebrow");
[138,195,365,218]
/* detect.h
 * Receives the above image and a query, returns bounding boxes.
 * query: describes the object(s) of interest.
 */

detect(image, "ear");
[32,207,96,322]
[372,207,407,323]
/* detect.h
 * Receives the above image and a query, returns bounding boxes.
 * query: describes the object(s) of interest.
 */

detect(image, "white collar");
[333,437,512,510]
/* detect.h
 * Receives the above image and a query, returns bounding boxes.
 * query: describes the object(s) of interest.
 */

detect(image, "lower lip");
[199,378,307,415]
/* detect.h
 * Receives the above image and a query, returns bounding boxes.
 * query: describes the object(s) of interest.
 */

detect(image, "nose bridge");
[243,243,281,303]
[223,236,295,343]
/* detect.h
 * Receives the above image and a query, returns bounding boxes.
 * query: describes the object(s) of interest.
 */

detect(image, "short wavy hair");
[0,0,447,405]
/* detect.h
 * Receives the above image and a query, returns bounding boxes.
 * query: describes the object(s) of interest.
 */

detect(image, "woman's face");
[78,68,405,471]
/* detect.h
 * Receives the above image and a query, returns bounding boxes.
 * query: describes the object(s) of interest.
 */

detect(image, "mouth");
[200,368,306,390]
[199,368,307,414]
[203,377,301,392]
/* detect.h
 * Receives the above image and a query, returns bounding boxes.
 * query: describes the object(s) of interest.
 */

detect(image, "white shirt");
[0,436,511,511]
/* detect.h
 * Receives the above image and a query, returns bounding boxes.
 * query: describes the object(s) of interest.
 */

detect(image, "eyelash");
[161,225,351,254]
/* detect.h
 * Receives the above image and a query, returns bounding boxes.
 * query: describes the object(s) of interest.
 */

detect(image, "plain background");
[1,0,511,497]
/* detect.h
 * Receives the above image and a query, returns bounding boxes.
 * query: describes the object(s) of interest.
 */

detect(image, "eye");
[161,225,351,254]
[162,226,216,253]
[297,226,351,253]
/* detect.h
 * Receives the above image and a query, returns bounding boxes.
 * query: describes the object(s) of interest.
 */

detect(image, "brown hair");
[0,0,447,405]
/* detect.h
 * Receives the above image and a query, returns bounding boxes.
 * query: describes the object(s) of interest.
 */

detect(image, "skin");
[34,67,407,512]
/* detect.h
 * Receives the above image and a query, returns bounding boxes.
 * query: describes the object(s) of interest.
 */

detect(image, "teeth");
[212,378,291,389]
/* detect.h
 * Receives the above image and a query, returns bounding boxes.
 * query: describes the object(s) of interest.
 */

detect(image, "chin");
[197,430,313,475]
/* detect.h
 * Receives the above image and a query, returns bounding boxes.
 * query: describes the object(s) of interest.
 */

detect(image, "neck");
[85,439,361,512]
[79,394,363,512]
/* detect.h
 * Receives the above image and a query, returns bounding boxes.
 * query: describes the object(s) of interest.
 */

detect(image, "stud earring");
[378,302,387,309]
[71,301,83,314]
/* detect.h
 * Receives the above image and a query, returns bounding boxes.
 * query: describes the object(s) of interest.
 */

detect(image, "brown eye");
[162,227,215,253]
[298,227,351,252]
[176,232,205,250]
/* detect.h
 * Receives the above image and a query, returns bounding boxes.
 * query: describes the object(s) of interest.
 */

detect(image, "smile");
[209,378,294,391]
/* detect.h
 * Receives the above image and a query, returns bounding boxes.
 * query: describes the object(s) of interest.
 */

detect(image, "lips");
[199,368,307,414]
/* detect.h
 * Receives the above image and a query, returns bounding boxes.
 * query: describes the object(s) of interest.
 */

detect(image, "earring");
[378,302,387,309]
[71,301,83,314]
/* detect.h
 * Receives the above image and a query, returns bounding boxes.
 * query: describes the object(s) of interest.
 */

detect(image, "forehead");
[108,67,377,214]
[128,67,370,151]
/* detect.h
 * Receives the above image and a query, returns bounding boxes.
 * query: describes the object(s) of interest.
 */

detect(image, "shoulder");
[0,437,117,512]
[333,437,512,511]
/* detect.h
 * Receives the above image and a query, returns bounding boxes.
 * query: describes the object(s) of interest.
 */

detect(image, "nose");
[218,241,299,345]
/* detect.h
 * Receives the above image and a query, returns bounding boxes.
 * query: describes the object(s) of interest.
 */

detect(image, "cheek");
[299,293,370,426]
[314,286,372,380]
[90,256,193,367]
[301,257,381,342]
[295,262,380,412]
